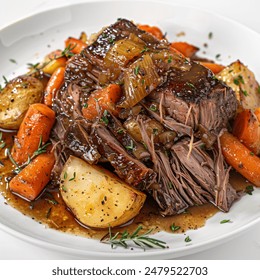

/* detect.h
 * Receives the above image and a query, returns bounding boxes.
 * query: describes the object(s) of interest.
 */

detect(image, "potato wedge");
[60,156,146,228]
[0,75,43,129]
[217,60,260,110]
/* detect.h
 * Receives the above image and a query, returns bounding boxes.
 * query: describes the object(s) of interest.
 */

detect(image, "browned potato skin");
[217,60,260,111]
[0,75,43,129]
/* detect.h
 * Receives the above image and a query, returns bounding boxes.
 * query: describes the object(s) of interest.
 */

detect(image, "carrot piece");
[65,37,87,54]
[82,84,121,120]
[170,42,199,58]
[44,67,65,107]
[233,109,260,155]
[9,152,55,201]
[200,62,225,74]
[169,45,185,58]
[138,24,164,40]
[42,57,67,75]
[11,104,56,165]
[220,131,260,187]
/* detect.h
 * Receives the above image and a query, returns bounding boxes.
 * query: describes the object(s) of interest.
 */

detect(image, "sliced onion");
[104,33,146,68]
[124,117,164,143]
[151,50,191,72]
[119,54,161,108]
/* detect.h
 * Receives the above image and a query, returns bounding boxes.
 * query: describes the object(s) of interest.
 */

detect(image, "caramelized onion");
[104,33,145,68]
[124,117,164,143]
[119,54,161,108]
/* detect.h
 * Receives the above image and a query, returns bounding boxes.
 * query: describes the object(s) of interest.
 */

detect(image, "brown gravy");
[0,133,249,240]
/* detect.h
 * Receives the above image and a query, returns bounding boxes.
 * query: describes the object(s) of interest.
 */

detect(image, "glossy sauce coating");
[0,133,246,240]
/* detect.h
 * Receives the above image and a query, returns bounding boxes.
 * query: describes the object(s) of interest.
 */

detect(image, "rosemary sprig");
[7,136,50,173]
[27,44,76,74]
[6,148,21,174]
[19,136,51,169]
[101,225,167,250]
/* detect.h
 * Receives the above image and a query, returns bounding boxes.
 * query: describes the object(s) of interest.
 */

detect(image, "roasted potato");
[0,75,43,129]
[217,60,260,110]
[60,156,146,228]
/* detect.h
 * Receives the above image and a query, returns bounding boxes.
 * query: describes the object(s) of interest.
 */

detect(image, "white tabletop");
[1,0,260,260]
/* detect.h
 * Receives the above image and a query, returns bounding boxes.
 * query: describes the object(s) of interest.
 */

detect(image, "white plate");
[1,0,260,259]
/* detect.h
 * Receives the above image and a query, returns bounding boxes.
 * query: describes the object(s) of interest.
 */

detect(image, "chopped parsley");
[149,104,157,112]
[125,140,134,151]
[83,103,88,108]
[168,56,173,63]
[69,172,76,181]
[101,110,109,125]
[117,128,124,134]
[215,54,221,60]
[9,58,17,64]
[242,90,248,96]
[233,75,245,86]
[170,224,180,232]
[134,65,140,75]
[186,82,196,90]
[208,32,213,39]
[2,76,8,85]
[245,185,254,195]
[140,46,149,54]
[220,219,232,224]
[185,236,192,242]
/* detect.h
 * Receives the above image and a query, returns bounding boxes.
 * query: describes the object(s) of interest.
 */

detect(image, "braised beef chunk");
[87,19,165,58]
[51,18,239,215]
[92,124,156,188]
[148,62,237,133]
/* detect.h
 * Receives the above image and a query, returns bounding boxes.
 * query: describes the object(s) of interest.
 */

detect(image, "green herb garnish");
[168,56,173,63]
[170,224,180,232]
[149,104,157,112]
[6,148,21,174]
[220,219,232,224]
[245,185,254,195]
[69,172,76,181]
[140,46,150,54]
[125,140,134,151]
[134,66,140,76]
[9,58,17,64]
[242,90,248,96]
[208,32,213,39]
[185,236,192,242]
[234,75,245,86]
[102,225,167,250]
[2,76,8,85]
[101,110,109,125]
[186,82,196,90]
[61,44,76,58]
[46,207,52,219]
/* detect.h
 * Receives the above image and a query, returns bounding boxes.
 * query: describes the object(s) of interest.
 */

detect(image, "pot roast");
[51,19,238,215]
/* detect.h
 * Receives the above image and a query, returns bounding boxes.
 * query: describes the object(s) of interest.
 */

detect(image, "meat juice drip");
[0,132,249,240]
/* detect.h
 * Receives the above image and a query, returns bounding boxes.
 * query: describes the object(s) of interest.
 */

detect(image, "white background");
[0,0,260,260]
